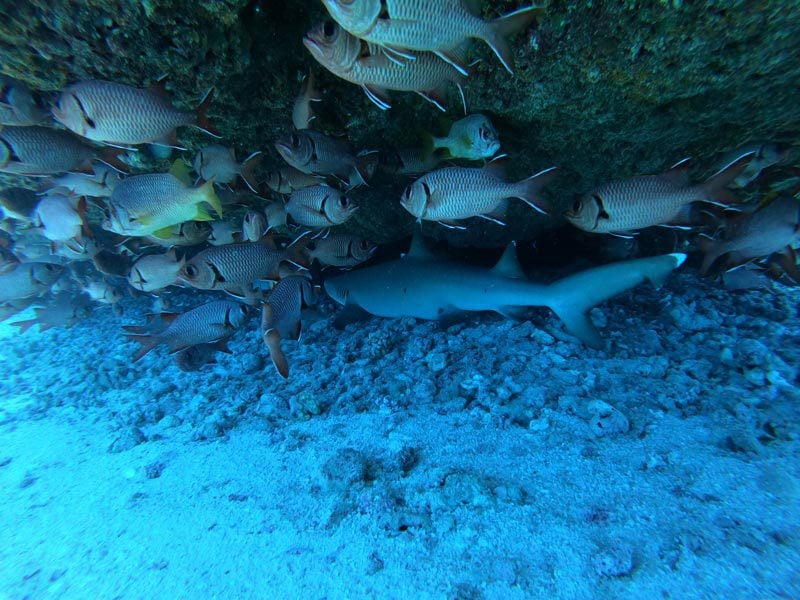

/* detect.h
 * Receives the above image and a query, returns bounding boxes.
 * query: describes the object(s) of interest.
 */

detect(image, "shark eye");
[323,21,337,37]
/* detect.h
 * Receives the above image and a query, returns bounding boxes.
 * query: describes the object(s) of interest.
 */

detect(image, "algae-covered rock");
[2,1,798,247]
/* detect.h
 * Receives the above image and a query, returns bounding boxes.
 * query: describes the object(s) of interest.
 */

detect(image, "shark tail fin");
[545,253,686,348]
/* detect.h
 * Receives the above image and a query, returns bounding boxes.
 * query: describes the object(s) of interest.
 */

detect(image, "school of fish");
[0,1,797,380]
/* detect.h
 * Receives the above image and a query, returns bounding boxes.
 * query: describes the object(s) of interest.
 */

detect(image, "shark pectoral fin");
[436,308,467,329]
[333,303,372,330]
[497,306,527,320]
[555,307,604,350]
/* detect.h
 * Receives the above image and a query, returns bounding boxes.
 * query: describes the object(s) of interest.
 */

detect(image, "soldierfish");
[698,195,800,275]
[123,300,250,362]
[379,146,442,176]
[193,144,261,193]
[261,275,315,378]
[128,249,185,293]
[12,292,92,334]
[325,234,686,349]
[0,126,97,175]
[174,340,231,372]
[263,166,325,194]
[0,76,47,126]
[400,162,556,228]
[306,233,377,267]
[304,21,468,112]
[34,190,85,245]
[286,185,358,227]
[319,0,538,75]
[429,113,500,160]
[292,70,323,130]
[242,210,268,242]
[47,163,122,198]
[53,80,215,147]
[103,162,223,238]
[144,220,212,247]
[0,262,63,303]
[275,129,377,188]
[565,155,754,236]
[178,237,310,300]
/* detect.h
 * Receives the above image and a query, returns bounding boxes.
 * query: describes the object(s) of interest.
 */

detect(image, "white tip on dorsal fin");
[492,241,525,279]
[405,231,435,260]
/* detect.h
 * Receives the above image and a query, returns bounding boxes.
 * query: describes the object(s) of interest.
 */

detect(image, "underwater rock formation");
[1,0,799,246]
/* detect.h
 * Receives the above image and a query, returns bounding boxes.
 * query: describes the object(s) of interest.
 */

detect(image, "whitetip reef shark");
[324,234,686,348]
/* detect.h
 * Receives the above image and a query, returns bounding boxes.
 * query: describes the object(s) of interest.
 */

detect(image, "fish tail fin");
[123,333,159,362]
[195,88,221,138]
[285,232,313,270]
[239,151,263,194]
[512,166,558,215]
[545,253,686,348]
[264,328,289,379]
[485,6,540,74]
[197,180,224,218]
[700,152,754,205]
[11,319,37,334]
[352,151,379,187]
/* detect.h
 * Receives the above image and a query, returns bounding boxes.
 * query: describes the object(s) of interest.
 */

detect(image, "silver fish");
[699,195,800,275]
[35,191,85,243]
[53,80,215,146]
[208,219,243,246]
[275,129,376,188]
[264,201,288,231]
[82,279,124,306]
[11,292,92,334]
[325,234,686,349]
[178,237,310,300]
[304,21,468,111]
[48,164,122,198]
[379,146,442,176]
[306,233,377,267]
[129,249,185,293]
[292,70,322,130]
[193,144,261,192]
[104,168,223,237]
[123,300,250,362]
[0,76,47,126]
[261,275,315,379]
[400,162,556,228]
[0,262,63,303]
[0,126,96,175]
[319,0,538,74]
[92,249,133,278]
[565,155,753,235]
[144,221,212,247]
[243,210,267,242]
[263,166,325,194]
[286,184,358,227]
[430,113,500,160]
[174,340,231,372]
[712,143,788,188]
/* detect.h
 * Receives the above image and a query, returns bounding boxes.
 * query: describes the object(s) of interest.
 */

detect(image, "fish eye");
[238,305,248,315]
[571,199,582,212]
[185,264,198,278]
[359,240,369,249]
[323,21,337,37]
[290,134,299,146]
[339,195,348,207]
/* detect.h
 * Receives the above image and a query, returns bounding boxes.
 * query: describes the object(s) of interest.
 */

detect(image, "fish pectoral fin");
[433,50,469,77]
[361,85,392,111]
[608,230,638,239]
[477,213,507,226]
[151,226,176,240]
[438,219,467,230]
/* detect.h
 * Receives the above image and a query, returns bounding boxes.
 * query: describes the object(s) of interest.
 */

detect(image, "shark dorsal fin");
[405,231,435,261]
[492,242,525,279]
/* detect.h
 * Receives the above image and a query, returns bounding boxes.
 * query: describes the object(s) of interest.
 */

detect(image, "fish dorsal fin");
[405,231,434,260]
[463,0,482,16]
[492,242,525,279]
[169,159,192,186]
[482,154,507,178]
[662,158,691,187]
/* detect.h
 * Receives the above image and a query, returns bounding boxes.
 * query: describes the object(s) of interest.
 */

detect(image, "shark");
[323,235,686,348]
